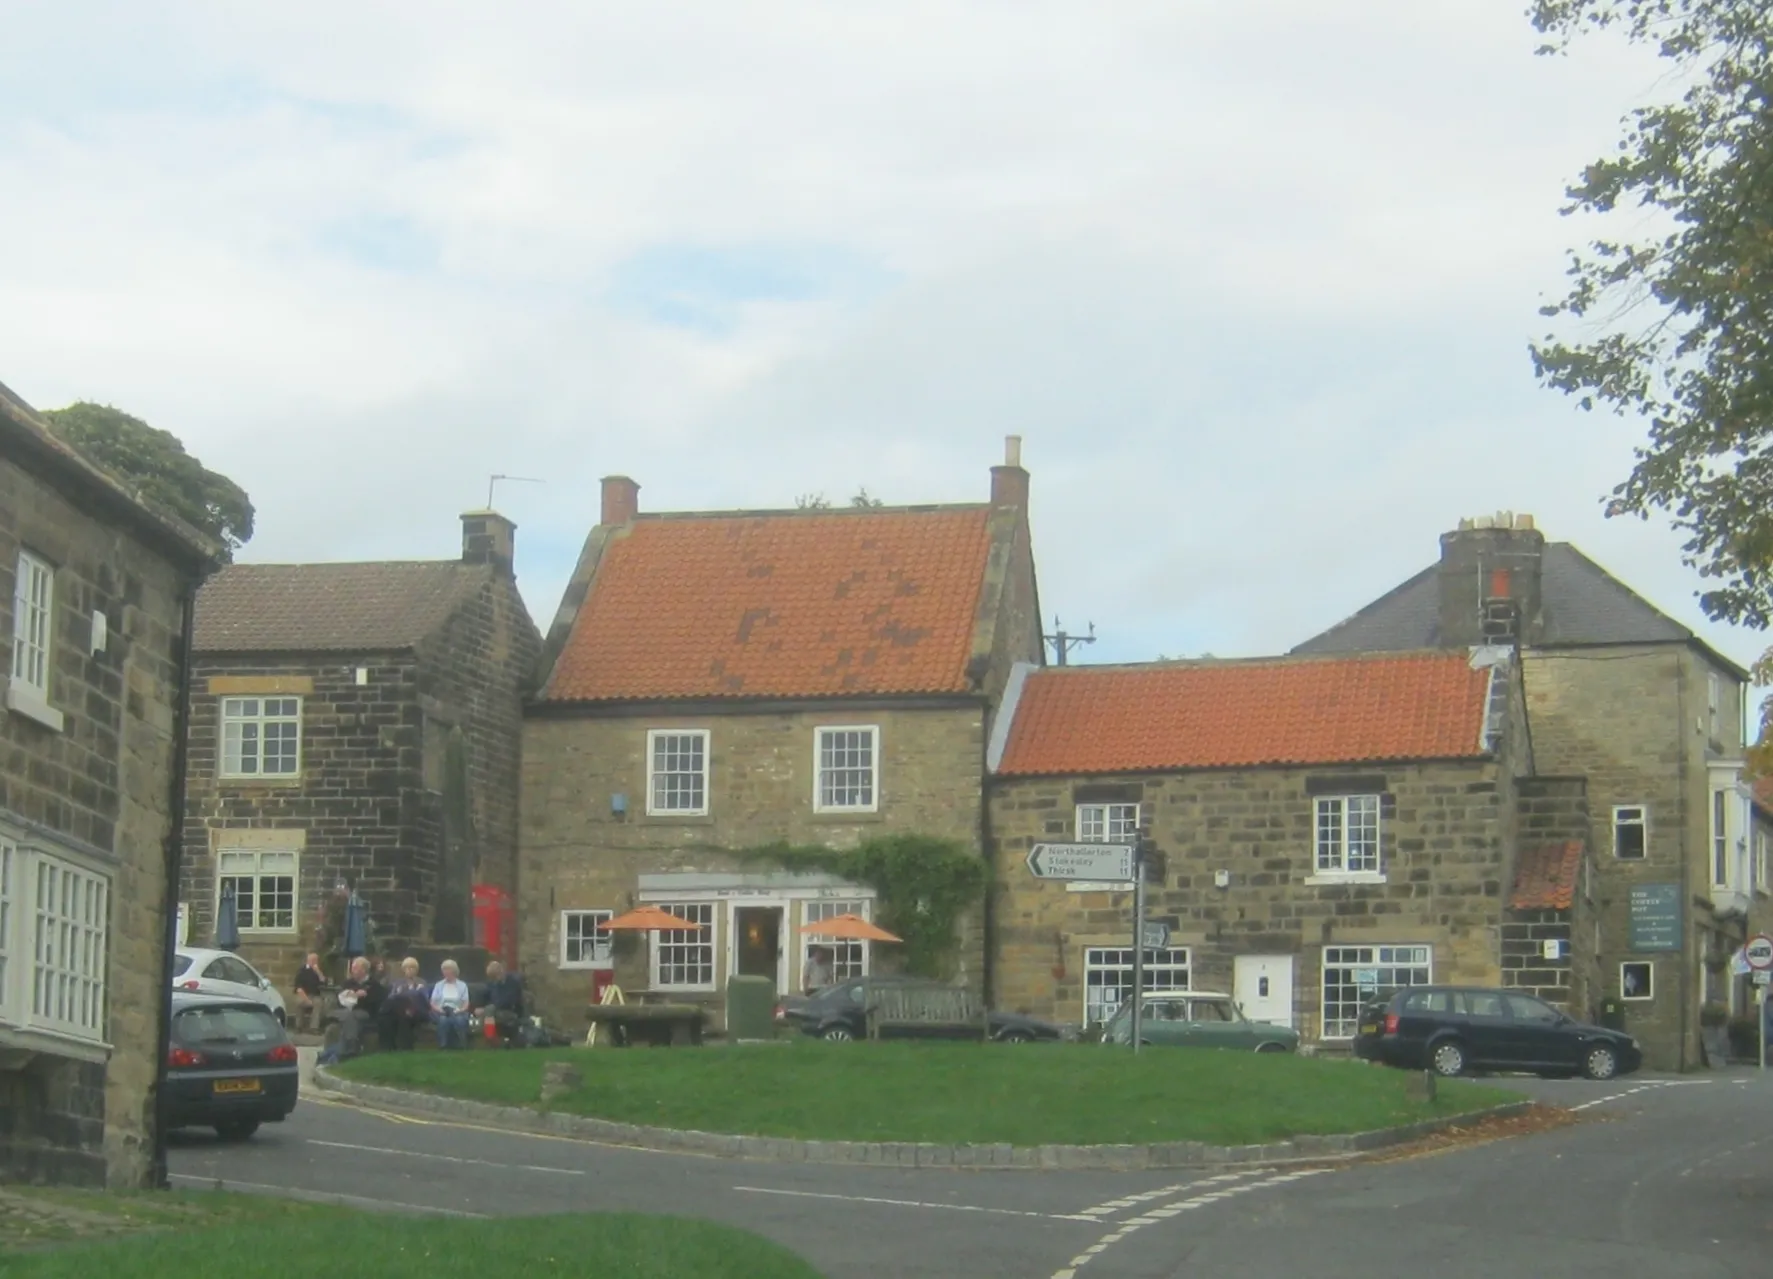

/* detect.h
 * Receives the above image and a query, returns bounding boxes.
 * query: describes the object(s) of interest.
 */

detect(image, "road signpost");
[1025,843,1136,883]
[1026,841,1145,1052]
[1747,934,1773,1072]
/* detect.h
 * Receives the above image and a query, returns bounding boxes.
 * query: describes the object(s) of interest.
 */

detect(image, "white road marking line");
[1073,1170,1259,1218]
[304,1138,585,1176]
[732,1184,1097,1222]
[167,1173,488,1218]
[1566,1078,1705,1112]
[1046,1168,1330,1279]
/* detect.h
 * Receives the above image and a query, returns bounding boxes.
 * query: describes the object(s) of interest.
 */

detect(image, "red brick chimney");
[990,435,1028,509]
[601,475,639,526]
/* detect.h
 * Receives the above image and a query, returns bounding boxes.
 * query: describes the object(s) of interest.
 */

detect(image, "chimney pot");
[460,510,517,577]
[601,475,640,526]
[1516,513,1535,531]
[1004,434,1022,467]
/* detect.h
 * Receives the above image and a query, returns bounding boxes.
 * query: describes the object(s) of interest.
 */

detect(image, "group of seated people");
[300,951,526,1061]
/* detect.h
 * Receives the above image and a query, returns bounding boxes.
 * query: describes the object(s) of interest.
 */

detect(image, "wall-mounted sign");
[1627,883,1682,953]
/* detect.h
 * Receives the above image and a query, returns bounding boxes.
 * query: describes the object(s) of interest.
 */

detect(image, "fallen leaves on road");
[1362,1104,1579,1165]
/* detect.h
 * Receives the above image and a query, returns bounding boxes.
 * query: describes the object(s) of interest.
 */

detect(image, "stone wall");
[519,702,990,1029]
[1521,645,1733,1070]
[987,756,1512,1041]
[1,446,199,1187]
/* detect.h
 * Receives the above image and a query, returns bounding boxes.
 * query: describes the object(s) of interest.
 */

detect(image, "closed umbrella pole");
[343,890,368,957]
[215,883,240,951]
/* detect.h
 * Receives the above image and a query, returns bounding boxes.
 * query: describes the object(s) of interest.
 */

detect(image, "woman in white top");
[430,959,473,1049]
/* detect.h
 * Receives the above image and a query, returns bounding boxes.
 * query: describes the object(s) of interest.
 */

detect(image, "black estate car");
[164,992,301,1139]
[777,975,1068,1043]
[1353,985,1641,1080]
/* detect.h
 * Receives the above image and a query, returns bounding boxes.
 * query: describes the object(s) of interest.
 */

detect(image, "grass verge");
[3,1210,825,1278]
[335,1041,1513,1146]
[0,1187,330,1250]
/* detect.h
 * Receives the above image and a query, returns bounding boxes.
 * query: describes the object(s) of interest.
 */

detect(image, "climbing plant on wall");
[729,833,988,978]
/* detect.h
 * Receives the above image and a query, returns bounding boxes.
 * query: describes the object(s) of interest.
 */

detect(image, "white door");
[1234,955,1295,1028]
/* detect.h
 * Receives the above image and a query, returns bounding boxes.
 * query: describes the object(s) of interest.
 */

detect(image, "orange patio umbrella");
[604,904,706,932]
[798,913,902,943]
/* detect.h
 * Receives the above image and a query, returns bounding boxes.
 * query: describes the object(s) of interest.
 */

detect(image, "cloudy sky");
[3,2,1762,676]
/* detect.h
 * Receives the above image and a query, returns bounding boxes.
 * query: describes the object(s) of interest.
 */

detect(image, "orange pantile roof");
[1510,842,1583,911]
[995,651,1494,776]
[543,506,995,702]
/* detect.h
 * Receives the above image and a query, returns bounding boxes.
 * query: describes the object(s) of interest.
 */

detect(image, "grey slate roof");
[193,561,491,653]
[1293,542,1712,656]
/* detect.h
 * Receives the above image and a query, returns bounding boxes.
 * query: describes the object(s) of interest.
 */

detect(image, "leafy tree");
[1529,0,1773,722]
[43,402,254,556]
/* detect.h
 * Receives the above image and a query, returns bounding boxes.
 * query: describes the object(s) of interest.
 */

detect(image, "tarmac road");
[166,1068,1773,1278]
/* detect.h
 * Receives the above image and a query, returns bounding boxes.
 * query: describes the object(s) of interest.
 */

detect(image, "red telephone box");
[471,884,516,968]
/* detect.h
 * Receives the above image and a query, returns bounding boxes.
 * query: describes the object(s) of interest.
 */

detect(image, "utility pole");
[1044,616,1097,666]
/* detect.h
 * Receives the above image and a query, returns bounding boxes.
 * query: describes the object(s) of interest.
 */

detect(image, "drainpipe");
[152,578,203,1189]
[1677,655,1691,1072]
[980,699,996,1007]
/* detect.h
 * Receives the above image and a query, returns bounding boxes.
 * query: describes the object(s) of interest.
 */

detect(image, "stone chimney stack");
[990,435,1029,510]
[601,475,640,526]
[460,510,517,577]
[1436,511,1545,648]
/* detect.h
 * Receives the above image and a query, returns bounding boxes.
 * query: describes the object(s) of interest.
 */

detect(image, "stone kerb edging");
[311,1068,1533,1170]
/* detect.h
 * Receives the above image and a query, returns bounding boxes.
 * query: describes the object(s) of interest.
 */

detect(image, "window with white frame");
[220,697,302,778]
[647,730,708,815]
[1082,946,1190,1027]
[1077,803,1139,842]
[1613,806,1647,860]
[559,910,613,968]
[216,849,297,932]
[802,899,871,983]
[9,550,53,702]
[1315,794,1381,875]
[1713,789,1730,886]
[815,726,878,812]
[30,854,109,1042]
[651,903,715,989]
[1321,944,1431,1039]
[1621,960,1653,1001]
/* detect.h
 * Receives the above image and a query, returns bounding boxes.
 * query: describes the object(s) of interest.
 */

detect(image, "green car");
[1101,992,1300,1052]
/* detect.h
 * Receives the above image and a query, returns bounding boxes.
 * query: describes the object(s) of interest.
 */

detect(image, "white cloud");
[0,0,1760,679]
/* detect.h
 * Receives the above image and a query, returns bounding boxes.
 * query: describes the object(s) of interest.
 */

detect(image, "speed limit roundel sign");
[1746,935,1773,971]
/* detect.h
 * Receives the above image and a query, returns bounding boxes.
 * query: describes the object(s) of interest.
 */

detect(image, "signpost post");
[1746,933,1773,1073]
[1131,848,1146,1057]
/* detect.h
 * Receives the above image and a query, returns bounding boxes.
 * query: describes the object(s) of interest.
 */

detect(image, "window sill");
[640,812,714,825]
[559,961,615,972]
[811,809,885,822]
[5,683,64,732]
[0,1022,111,1066]
[218,776,304,788]
[1303,872,1387,887]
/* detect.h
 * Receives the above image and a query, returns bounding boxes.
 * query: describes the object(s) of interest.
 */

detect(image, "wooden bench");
[584,1003,706,1047]
[864,985,989,1042]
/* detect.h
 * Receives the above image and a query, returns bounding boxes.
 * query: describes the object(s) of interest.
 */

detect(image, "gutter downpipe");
[1677,654,1692,1073]
[151,577,204,1189]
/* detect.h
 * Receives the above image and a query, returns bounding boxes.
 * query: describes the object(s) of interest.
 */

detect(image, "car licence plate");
[213,1078,262,1095]
[1358,1021,1378,1035]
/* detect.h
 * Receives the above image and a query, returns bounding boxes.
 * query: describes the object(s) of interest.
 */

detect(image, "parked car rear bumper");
[165,1070,299,1128]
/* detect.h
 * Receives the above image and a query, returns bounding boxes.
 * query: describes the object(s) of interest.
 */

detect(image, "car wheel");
[214,1119,260,1142]
[1255,1042,1289,1053]
[821,1026,855,1043]
[1582,1044,1619,1081]
[999,1030,1034,1044]
[1429,1039,1467,1077]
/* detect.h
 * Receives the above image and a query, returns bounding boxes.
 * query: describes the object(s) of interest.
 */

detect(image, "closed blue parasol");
[343,890,368,958]
[216,883,241,950]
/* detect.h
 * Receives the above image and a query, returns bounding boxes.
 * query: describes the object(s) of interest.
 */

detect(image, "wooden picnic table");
[585,1002,706,1047]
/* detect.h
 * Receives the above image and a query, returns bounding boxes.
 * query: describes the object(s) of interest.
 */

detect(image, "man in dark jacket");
[293,952,325,1034]
[481,961,526,1045]
[327,956,385,1061]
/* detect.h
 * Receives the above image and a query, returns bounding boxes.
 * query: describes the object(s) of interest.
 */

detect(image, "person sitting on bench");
[481,961,526,1044]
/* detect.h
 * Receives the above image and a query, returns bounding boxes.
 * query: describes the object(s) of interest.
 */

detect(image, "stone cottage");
[1293,512,1754,1069]
[519,439,1042,1029]
[1,381,216,1186]
[178,512,540,989]
[985,648,1556,1044]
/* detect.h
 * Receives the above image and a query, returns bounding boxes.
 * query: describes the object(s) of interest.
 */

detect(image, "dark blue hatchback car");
[1352,985,1641,1080]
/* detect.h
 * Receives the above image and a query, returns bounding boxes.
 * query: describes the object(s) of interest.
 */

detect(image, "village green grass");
[2,1205,824,1279]
[335,1041,1512,1145]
